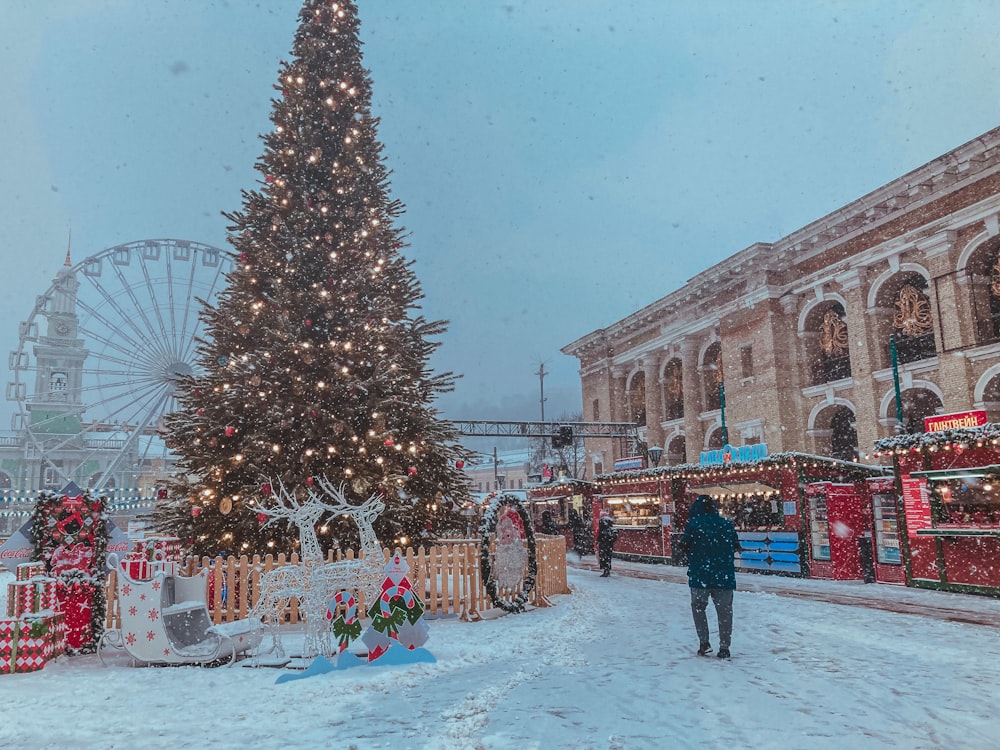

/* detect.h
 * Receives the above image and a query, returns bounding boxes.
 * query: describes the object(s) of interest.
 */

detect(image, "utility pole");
[536,362,547,422]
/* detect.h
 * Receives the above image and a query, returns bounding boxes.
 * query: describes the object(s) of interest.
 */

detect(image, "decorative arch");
[704,423,724,451]
[801,298,852,385]
[974,362,1000,404]
[868,263,937,369]
[797,292,849,334]
[665,431,687,465]
[956,228,995,272]
[866,262,932,309]
[808,400,858,461]
[625,367,646,427]
[878,381,944,433]
[958,232,1000,345]
[974,365,1000,420]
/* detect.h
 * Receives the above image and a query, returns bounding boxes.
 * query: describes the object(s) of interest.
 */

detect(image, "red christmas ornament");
[194,389,202,397]
[384,439,394,447]
[196,408,204,416]
[224,426,236,436]
[261,482,272,495]
[305,319,312,327]
[265,174,275,183]
[306,476,315,486]
[239,252,248,262]
[408,466,418,476]
[191,506,203,518]
[455,460,465,470]
[310,410,318,418]
[257,512,268,524]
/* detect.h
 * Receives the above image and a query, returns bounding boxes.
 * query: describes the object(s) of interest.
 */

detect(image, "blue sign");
[699,443,768,466]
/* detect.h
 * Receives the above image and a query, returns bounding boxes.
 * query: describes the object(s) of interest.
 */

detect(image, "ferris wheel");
[7,239,233,491]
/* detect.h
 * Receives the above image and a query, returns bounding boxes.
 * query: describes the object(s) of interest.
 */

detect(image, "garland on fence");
[478,493,537,614]
[30,490,108,653]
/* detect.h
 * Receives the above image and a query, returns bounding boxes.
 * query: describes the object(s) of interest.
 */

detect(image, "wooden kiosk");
[874,419,1000,596]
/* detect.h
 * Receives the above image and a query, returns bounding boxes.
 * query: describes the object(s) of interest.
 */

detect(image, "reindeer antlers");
[311,476,385,513]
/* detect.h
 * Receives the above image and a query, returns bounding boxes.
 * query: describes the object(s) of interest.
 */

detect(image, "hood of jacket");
[688,495,717,518]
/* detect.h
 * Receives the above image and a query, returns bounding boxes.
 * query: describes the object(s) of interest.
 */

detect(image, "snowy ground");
[3,566,1000,750]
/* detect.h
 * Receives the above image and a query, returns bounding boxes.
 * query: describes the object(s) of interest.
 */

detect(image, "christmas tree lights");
[153,0,470,557]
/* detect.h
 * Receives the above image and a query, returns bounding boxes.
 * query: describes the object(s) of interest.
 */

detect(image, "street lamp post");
[647,444,663,468]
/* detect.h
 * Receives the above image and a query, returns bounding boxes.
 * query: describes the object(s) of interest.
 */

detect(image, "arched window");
[889,388,943,434]
[964,239,1000,345]
[805,302,851,385]
[705,425,724,450]
[627,370,646,427]
[666,433,687,465]
[662,358,684,420]
[876,272,937,366]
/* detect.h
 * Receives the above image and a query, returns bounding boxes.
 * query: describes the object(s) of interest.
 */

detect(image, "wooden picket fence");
[104,536,568,629]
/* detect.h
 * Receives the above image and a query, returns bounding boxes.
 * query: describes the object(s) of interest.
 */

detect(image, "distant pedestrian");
[680,495,741,659]
[540,510,559,536]
[569,508,592,559]
[597,516,618,577]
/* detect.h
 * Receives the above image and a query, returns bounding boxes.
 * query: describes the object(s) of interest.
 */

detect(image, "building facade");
[563,126,1000,475]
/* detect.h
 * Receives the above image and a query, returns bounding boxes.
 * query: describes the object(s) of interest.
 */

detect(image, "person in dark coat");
[569,508,592,559]
[539,510,559,536]
[680,495,741,659]
[596,516,618,576]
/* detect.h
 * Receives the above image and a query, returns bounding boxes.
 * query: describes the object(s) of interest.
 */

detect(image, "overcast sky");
[4,0,1000,431]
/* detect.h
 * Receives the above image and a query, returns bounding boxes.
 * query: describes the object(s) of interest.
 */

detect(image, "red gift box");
[131,536,181,563]
[6,578,58,618]
[121,554,151,581]
[16,562,46,581]
[0,617,56,674]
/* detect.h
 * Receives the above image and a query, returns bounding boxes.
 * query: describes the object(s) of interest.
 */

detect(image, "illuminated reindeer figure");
[248,478,386,658]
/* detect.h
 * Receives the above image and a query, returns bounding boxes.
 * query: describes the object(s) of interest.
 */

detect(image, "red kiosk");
[525,480,596,551]
[874,414,1000,596]
[597,448,894,580]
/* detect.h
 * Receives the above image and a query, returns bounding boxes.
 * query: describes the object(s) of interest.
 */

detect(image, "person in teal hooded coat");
[680,495,741,659]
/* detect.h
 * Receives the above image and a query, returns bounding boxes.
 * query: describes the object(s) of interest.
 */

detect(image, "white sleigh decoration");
[100,553,262,666]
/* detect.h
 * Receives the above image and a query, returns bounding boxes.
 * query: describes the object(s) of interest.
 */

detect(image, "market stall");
[526,480,596,552]
[594,475,672,562]
[672,452,889,579]
[874,420,1000,596]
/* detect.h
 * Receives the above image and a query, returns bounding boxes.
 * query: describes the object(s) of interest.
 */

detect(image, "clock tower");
[25,245,90,443]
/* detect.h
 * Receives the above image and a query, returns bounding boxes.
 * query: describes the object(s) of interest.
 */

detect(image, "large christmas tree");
[153,0,470,557]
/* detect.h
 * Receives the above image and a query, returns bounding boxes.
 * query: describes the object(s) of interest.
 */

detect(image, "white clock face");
[55,322,70,335]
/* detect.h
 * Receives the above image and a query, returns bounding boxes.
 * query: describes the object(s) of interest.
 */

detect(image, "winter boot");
[716,648,731,659]
[697,642,712,656]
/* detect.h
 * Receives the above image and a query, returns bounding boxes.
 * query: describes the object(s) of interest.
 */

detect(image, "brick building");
[562,126,1000,474]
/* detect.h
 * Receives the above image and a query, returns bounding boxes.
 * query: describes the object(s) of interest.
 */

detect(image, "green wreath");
[478,493,537,613]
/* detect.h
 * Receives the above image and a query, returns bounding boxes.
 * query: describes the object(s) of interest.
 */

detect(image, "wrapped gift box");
[16,562,46,581]
[121,554,151,581]
[131,536,181,563]
[0,616,57,674]
[6,578,59,619]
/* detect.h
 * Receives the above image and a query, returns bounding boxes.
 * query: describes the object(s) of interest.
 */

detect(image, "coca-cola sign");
[0,518,130,572]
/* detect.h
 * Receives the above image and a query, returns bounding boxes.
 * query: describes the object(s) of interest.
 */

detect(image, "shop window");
[963,241,1000,345]
[723,495,783,531]
[934,475,1000,526]
[808,493,831,561]
[871,490,901,564]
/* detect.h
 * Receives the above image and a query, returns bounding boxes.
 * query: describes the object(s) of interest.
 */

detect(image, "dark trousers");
[690,587,734,649]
